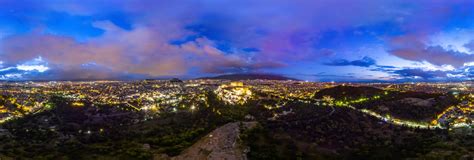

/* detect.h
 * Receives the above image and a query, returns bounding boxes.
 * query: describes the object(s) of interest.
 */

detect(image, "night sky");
[0,0,474,81]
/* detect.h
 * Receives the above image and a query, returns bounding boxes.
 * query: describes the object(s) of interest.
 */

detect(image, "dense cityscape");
[0,79,473,159]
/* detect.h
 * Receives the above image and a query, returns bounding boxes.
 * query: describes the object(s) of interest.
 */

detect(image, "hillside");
[313,85,384,100]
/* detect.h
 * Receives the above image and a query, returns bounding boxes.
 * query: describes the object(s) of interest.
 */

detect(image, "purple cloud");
[324,56,376,67]
[392,68,448,79]
[464,40,474,52]
[388,35,474,67]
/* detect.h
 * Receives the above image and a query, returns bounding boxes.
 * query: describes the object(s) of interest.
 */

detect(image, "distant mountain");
[169,78,184,83]
[197,73,299,81]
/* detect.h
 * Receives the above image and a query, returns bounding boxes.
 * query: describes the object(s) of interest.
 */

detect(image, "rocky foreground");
[155,122,257,160]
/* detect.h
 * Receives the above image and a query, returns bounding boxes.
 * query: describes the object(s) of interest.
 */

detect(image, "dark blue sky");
[0,0,473,81]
